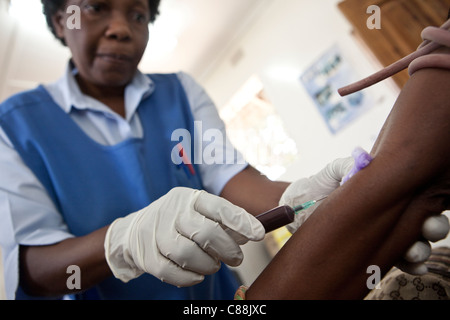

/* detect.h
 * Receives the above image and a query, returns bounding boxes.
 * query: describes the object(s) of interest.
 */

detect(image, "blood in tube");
[256,205,295,233]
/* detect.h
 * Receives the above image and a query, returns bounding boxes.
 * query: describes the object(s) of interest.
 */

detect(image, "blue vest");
[0,74,238,300]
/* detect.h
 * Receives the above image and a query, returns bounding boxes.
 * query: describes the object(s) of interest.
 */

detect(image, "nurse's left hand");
[279,156,354,234]
[280,148,450,275]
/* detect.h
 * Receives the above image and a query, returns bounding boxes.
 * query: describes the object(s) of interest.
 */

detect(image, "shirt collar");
[46,61,155,122]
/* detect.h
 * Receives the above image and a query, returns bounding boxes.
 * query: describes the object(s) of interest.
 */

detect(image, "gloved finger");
[194,191,265,242]
[156,230,222,275]
[306,156,359,197]
[151,257,206,288]
[286,220,300,235]
[324,157,355,183]
[278,178,311,208]
[403,240,431,263]
[395,260,428,276]
[223,227,251,246]
[307,160,348,194]
[177,211,244,267]
[286,207,316,233]
[422,214,450,242]
[131,233,206,287]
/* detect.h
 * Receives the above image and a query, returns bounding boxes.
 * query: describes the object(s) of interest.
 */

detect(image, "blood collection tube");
[222,205,295,243]
[256,205,295,233]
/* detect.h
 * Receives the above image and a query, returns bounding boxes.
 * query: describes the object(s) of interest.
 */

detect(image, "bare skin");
[221,166,290,216]
[246,66,450,300]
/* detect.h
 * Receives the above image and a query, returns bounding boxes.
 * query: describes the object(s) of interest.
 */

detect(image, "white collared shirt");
[0,65,247,299]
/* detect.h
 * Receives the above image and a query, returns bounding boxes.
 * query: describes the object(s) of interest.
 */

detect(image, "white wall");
[0,0,16,99]
[0,0,71,101]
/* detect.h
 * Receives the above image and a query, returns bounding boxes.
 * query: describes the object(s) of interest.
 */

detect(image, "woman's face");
[53,0,151,88]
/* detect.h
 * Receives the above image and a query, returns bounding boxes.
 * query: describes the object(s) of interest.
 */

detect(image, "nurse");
[0,0,445,299]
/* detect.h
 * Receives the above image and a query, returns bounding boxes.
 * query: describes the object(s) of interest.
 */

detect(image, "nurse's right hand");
[104,187,265,287]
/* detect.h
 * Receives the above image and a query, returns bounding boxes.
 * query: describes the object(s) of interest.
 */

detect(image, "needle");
[293,196,327,214]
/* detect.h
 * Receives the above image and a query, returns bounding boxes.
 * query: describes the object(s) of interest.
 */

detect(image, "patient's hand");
[396,169,450,273]
[282,146,450,275]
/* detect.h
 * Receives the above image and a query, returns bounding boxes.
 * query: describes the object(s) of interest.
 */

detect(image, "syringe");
[256,197,327,233]
[293,196,328,214]
[223,197,327,243]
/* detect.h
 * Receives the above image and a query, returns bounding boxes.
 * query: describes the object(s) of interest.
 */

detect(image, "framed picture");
[300,44,372,134]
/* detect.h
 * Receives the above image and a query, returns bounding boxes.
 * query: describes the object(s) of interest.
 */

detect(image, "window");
[220,75,298,180]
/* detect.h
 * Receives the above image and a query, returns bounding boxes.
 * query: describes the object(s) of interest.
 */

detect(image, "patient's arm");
[246,66,450,300]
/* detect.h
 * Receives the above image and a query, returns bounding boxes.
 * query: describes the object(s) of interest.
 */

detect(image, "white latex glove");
[104,187,265,287]
[280,148,450,275]
[279,157,354,234]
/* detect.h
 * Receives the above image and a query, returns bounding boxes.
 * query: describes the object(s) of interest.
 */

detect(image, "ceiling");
[141,0,272,80]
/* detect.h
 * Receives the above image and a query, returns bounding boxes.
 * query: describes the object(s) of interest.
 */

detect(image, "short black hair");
[41,0,161,46]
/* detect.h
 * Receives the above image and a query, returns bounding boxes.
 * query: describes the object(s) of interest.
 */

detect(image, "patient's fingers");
[422,214,449,242]
[396,260,428,276]
[403,241,431,263]
[395,241,430,275]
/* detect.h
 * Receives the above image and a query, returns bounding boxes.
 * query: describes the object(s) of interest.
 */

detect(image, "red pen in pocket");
[177,143,196,176]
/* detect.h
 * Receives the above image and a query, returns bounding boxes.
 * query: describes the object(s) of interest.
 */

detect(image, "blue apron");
[0,74,239,300]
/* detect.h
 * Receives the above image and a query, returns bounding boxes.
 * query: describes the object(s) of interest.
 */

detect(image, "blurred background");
[1,0,449,291]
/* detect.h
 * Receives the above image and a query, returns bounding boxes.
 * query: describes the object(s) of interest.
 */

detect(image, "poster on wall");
[300,44,372,134]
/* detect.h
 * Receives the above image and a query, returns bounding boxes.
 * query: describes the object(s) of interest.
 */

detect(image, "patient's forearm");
[246,68,450,300]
